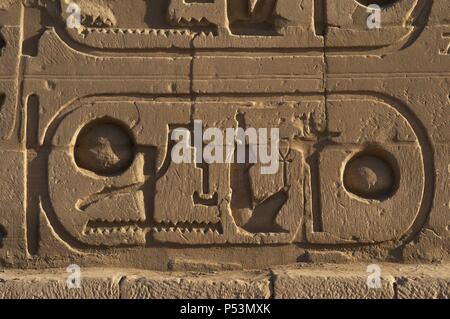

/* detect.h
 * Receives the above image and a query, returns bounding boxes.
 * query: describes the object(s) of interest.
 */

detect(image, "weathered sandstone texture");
[0,263,448,299]
[0,0,449,298]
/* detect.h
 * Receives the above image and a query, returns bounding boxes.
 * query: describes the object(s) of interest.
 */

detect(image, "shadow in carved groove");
[0,225,6,248]
[0,94,5,109]
[355,0,401,6]
[0,33,5,54]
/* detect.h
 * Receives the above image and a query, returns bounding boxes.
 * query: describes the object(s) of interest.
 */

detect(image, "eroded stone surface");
[0,264,447,299]
[0,0,448,273]
[394,263,450,299]
[273,264,396,299]
[0,269,121,299]
[273,263,450,299]
[121,270,271,299]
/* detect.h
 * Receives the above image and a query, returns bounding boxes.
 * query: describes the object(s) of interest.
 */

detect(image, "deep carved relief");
[45,99,307,246]
[309,96,429,244]
[25,0,431,52]
[41,95,430,248]
[0,1,447,268]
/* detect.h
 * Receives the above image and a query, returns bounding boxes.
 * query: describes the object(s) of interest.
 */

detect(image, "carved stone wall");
[0,0,448,271]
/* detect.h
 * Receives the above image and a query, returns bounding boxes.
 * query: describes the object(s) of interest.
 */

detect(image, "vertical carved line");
[0,93,5,109]
[26,94,40,256]
[9,3,25,141]
[0,32,5,53]
[307,152,323,232]
[313,0,326,37]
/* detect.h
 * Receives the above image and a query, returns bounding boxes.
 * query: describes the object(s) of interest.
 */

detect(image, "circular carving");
[343,153,396,200]
[74,120,134,175]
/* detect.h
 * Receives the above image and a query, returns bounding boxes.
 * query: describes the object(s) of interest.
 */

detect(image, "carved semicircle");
[307,93,433,246]
[326,0,433,52]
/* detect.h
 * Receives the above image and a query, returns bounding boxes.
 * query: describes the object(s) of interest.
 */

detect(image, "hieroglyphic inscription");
[0,0,447,268]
